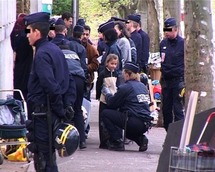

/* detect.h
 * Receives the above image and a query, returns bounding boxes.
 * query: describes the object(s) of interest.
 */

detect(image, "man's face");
[64,17,73,28]
[126,20,132,31]
[26,26,40,46]
[81,29,90,43]
[164,26,177,39]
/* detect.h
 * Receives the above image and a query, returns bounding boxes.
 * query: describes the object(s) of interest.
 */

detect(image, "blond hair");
[123,69,140,81]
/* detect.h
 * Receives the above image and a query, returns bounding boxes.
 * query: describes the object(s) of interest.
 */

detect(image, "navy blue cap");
[110,16,128,23]
[24,12,50,26]
[76,18,85,26]
[55,18,65,26]
[127,14,140,23]
[124,62,139,73]
[73,25,84,33]
[98,21,114,33]
[164,17,177,27]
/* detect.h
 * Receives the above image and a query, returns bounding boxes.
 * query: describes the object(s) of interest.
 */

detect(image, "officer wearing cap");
[67,25,88,149]
[24,12,70,172]
[135,14,150,74]
[160,17,185,131]
[101,62,152,151]
[98,21,122,78]
[126,14,143,71]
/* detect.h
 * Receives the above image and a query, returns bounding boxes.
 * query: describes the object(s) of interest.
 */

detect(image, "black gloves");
[64,105,75,121]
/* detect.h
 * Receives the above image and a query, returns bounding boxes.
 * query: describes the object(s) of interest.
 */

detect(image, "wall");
[0,0,16,92]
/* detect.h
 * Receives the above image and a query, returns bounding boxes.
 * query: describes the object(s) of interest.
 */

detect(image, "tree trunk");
[163,0,182,34]
[184,0,214,113]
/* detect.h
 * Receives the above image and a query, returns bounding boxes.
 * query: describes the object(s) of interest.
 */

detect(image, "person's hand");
[64,106,75,121]
[101,86,111,96]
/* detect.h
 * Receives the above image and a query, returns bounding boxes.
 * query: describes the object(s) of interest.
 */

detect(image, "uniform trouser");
[161,78,185,131]
[73,75,86,143]
[102,109,148,143]
[33,116,58,172]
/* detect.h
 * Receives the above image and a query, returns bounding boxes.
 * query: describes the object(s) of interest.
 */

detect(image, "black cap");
[55,18,65,26]
[73,25,84,33]
[124,62,139,73]
[24,12,50,26]
[98,21,114,33]
[110,16,128,23]
[164,17,177,27]
[127,14,140,23]
[76,18,85,26]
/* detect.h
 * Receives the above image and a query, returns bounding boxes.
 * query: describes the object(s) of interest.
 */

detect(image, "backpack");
[128,38,137,63]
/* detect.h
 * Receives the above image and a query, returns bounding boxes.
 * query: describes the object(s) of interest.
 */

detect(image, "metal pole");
[73,0,77,27]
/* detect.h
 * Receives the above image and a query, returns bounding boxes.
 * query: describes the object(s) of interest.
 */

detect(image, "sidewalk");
[1,91,166,172]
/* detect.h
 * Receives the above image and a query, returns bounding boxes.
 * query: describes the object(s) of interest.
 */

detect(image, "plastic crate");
[169,147,215,172]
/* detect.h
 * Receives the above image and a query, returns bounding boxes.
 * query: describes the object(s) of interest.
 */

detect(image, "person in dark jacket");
[51,19,87,149]
[135,14,150,74]
[96,54,120,149]
[101,62,152,151]
[24,12,71,172]
[160,17,185,131]
[126,15,142,70]
[10,13,33,101]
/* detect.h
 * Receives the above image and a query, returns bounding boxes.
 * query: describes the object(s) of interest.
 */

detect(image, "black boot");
[108,139,125,151]
[137,135,148,152]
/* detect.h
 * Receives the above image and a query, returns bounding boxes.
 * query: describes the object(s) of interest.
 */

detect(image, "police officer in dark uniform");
[67,25,88,149]
[126,15,143,70]
[160,17,185,131]
[135,14,150,74]
[24,12,71,172]
[51,19,87,149]
[101,62,152,151]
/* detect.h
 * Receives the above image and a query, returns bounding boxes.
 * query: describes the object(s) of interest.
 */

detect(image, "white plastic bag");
[0,105,14,125]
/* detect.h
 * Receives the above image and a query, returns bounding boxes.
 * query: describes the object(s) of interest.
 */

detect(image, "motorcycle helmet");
[54,123,80,157]
[140,72,148,86]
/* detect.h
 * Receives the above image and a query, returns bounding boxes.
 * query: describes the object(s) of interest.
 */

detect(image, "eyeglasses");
[83,33,89,36]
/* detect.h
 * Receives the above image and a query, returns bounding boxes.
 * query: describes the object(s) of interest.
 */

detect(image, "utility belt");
[33,104,48,119]
[163,76,184,82]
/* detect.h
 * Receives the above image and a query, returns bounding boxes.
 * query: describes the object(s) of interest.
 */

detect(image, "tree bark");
[184,0,214,113]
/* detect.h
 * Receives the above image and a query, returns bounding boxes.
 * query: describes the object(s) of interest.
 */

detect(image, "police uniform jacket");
[160,35,184,79]
[138,29,150,67]
[68,38,88,77]
[105,80,151,119]
[130,30,142,67]
[62,49,85,79]
[27,38,69,117]
[51,33,69,45]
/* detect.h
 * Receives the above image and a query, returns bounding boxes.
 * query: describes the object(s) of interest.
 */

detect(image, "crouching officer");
[24,12,72,172]
[101,62,153,151]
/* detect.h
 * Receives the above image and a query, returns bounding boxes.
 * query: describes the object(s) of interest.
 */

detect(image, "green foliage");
[52,0,72,15]
[52,0,133,39]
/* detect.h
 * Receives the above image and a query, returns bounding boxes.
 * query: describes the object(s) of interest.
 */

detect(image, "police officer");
[51,19,87,149]
[160,17,185,131]
[67,25,88,149]
[126,15,143,70]
[24,12,71,172]
[135,14,150,74]
[101,62,152,151]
